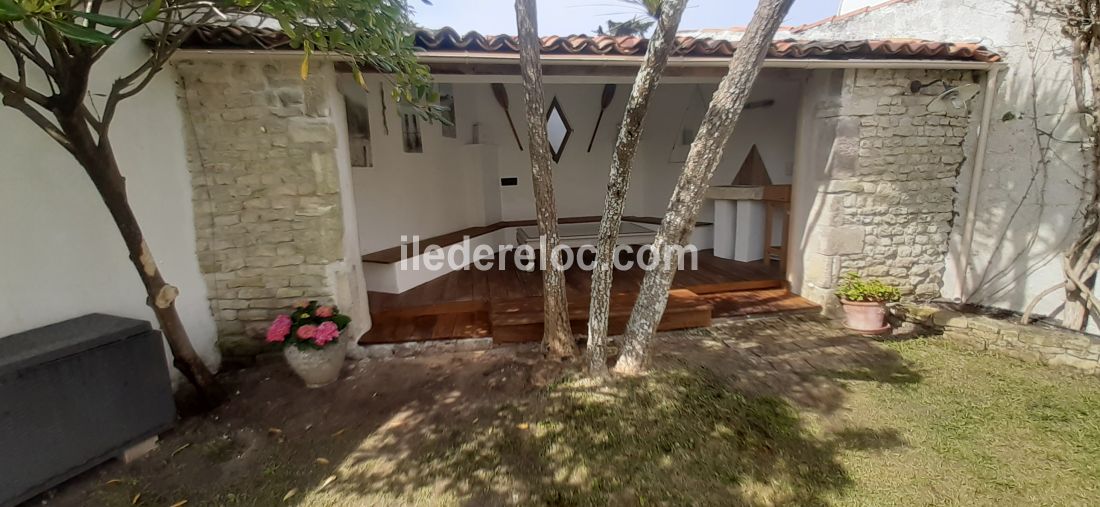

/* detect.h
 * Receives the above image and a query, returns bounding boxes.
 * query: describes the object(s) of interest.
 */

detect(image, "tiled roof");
[177,25,1001,63]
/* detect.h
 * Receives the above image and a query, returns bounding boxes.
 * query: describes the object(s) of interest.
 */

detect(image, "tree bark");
[56,107,227,407]
[614,0,794,374]
[586,0,687,376]
[515,0,578,359]
[1062,15,1100,330]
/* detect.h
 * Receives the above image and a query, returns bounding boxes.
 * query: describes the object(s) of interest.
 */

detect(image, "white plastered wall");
[0,32,220,383]
[348,73,801,260]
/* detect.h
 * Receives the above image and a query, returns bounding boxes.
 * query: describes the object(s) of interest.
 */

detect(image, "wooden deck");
[361,249,819,345]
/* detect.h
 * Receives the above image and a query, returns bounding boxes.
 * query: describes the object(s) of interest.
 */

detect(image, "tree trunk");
[1020,9,1100,330]
[586,0,687,376]
[58,113,227,407]
[614,0,794,374]
[1060,20,1100,331]
[514,0,578,359]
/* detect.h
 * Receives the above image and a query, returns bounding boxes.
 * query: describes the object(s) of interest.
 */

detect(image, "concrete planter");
[840,300,891,335]
[284,336,346,388]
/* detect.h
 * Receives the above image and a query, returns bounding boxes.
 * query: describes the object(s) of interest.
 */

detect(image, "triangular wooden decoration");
[731,145,773,186]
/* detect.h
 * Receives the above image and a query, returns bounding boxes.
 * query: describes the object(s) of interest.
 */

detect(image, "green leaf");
[0,0,25,22]
[141,0,162,23]
[45,20,116,46]
[66,11,135,28]
[331,314,351,330]
[21,18,40,36]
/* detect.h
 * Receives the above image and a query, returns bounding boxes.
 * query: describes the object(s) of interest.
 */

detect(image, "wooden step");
[700,288,820,319]
[369,300,487,318]
[685,279,784,295]
[360,309,491,345]
[490,289,713,344]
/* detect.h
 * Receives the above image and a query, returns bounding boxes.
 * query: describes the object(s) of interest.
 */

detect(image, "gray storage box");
[0,314,176,507]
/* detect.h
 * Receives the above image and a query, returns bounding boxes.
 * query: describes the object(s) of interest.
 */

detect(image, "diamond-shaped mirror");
[545,97,572,163]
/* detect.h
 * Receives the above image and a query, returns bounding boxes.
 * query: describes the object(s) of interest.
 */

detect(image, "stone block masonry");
[803,68,973,304]
[899,304,1100,375]
[176,60,346,355]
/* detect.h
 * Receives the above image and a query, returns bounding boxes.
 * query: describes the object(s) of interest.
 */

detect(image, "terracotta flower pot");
[840,299,891,335]
[284,336,346,388]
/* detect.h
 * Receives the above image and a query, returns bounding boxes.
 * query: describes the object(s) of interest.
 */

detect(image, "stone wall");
[798,68,973,305]
[900,305,1100,375]
[177,60,346,355]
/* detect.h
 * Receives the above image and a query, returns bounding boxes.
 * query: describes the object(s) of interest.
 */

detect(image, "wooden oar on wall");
[491,83,524,151]
[587,84,616,152]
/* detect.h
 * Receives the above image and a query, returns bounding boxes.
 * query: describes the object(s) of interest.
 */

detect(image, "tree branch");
[0,86,75,154]
[0,25,58,78]
[0,73,54,110]
[98,13,214,141]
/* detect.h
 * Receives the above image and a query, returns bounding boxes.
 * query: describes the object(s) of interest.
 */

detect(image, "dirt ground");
[30,315,1100,506]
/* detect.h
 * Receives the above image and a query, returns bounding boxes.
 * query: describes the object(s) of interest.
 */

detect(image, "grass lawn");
[53,324,1100,506]
[822,339,1100,506]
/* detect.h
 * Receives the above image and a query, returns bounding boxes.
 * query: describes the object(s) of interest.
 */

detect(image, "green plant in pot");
[835,273,901,335]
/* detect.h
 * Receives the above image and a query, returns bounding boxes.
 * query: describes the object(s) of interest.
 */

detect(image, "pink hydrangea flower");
[315,306,334,318]
[296,325,317,340]
[313,321,340,346]
[266,314,292,343]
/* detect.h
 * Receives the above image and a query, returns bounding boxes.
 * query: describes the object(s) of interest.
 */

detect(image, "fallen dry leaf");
[331,428,346,437]
[268,427,283,436]
[104,479,123,486]
[516,423,529,430]
[315,458,330,466]
[131,493,141,505]
[283,488,298,502]
[168,501,188,507]
[318,475,337,490]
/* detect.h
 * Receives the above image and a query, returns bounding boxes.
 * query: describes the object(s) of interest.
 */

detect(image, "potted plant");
[265,301,352,387]
[835,273,901,335]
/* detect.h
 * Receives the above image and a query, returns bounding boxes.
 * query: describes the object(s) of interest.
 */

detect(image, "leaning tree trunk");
[614,0,795,374]
[1023,6,1100,331]
[586,0,687,376]
[515,0,578,359]
[1062,14,1100,330]
[57,113,227,406]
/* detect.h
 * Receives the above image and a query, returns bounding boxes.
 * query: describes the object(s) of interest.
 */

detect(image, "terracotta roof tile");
[178,25,1001,63]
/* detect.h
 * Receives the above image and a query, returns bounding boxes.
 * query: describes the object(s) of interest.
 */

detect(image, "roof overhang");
[172,47,1006,69]
[169,26,1004,84]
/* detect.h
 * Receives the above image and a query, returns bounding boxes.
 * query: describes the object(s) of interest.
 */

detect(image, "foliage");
[835,272,902,303]
[265,300,351,350]
[593,0,661,36]
[594,16,654,37]
[0,0,444,123]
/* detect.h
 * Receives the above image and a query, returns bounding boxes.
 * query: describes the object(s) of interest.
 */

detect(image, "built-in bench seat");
[362,216,707,264]
[361,216,714,295]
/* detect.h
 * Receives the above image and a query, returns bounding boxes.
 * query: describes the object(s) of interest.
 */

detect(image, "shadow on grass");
[825,358,923,386]
[330,365,901,506]
[52,318,922,506]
